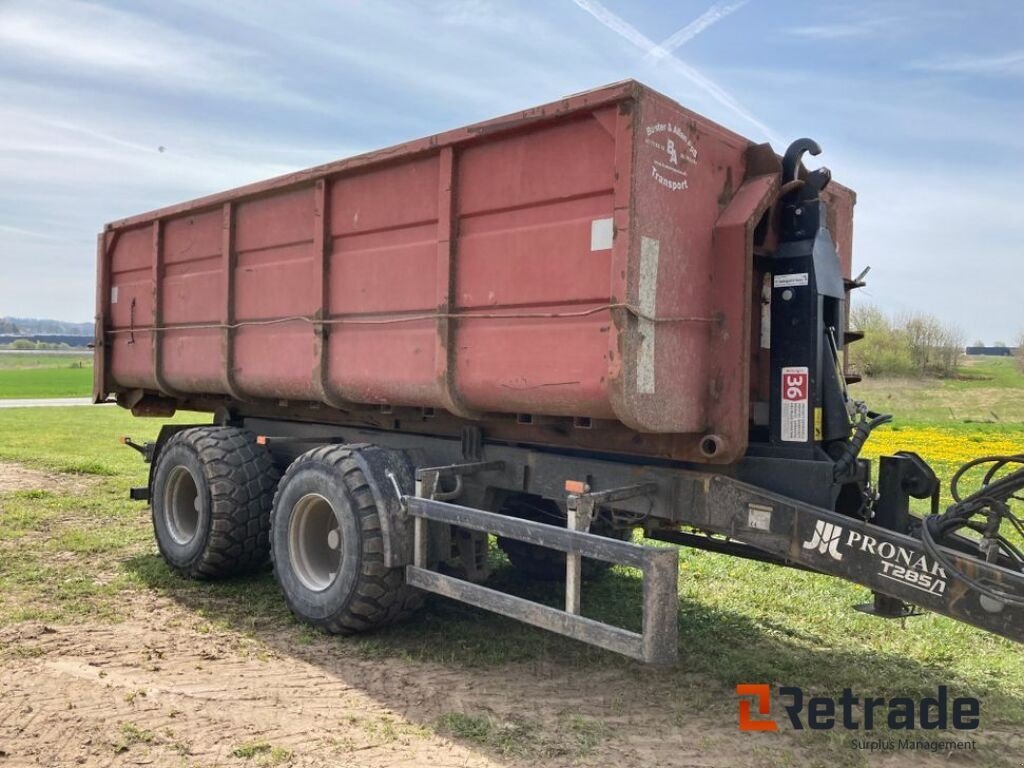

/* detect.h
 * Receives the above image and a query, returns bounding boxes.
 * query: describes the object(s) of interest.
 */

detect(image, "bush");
[848,305,963,378]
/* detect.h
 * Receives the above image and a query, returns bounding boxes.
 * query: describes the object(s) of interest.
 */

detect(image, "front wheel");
[270,445,421,634]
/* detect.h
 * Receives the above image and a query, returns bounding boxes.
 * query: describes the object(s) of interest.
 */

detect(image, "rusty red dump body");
[95,80,854,464]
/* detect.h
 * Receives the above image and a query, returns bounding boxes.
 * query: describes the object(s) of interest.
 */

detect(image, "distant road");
[0,352,91,358]
[0,397,105,409]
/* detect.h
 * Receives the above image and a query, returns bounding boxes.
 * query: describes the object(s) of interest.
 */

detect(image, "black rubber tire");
[496,497,632,581]
[270,445,422,635]
[151,426,279,579]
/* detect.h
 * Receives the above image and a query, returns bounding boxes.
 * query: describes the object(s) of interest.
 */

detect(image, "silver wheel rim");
[164,465,201,545]
[289,493,342,592]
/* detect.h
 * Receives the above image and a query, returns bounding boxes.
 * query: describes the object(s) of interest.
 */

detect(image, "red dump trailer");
[98,81,1024,663]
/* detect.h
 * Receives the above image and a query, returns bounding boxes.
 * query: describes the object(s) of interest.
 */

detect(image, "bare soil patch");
[0,603,985,768]
[0,461,97,494]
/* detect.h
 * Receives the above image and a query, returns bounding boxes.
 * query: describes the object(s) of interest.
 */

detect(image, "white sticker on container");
[110,286,119,304]
[637,236,659,394]
[780,366,809,442]
[774,273,809,288]
[590,218,614,251]
[747,503,773,531]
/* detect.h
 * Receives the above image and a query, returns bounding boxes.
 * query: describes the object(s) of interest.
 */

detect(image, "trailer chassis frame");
[127,416,1024,660]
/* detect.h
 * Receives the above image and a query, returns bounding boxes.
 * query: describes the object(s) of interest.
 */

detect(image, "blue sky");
[1,0,1021,342]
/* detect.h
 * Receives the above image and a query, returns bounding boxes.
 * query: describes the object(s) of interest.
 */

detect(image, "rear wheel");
[151,426,279,579]
[496,495,632,580]
[270,445,422,634]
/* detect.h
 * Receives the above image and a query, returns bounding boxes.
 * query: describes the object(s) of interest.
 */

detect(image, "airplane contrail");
[571,0,778,144]
[644,0,750,62]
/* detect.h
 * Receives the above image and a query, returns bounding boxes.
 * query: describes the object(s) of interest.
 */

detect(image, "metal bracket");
[414,460,504,500]
[118,435,153,461]
[411,461,504,568]
[565,483,657,615]
[854,592,922,620]
[461,426,483,461]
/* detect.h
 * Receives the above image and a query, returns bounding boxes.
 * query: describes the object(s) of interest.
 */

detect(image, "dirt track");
[1,603,986,768]
[0,601,764,768]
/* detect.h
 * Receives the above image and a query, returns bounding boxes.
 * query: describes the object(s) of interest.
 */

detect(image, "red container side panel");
[455,110,618,417]
[106,224,156,390]
[328,155,442,406]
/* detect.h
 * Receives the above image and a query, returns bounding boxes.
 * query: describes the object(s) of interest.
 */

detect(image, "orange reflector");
[564,480,588,494]
[256,435,268,445]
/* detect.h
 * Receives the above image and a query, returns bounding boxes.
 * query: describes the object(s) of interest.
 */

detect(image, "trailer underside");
[125,412,1024,664]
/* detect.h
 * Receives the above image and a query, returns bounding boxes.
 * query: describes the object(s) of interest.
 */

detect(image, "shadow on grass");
[122,551,1024,732]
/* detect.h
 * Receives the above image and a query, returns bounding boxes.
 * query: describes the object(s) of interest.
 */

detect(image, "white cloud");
[0,103,350,201]
[0,0,317,109]
[846,163,1024,343]
[789,18,899,40]
[438,0,536,32]
[644,0,750,62]
[570,0,778,143]
[911,50,1024,77]
[168,0,597,114]
[0,224,67,242]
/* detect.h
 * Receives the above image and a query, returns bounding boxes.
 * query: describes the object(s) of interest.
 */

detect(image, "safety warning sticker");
[781,366,809,442]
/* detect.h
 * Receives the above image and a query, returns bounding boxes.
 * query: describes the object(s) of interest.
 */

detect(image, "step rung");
[405,496,649,567]
[407,566,650,660]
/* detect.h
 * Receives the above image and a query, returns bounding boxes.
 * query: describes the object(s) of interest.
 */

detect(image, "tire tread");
[271,445,422,635]
[154,427,278,579]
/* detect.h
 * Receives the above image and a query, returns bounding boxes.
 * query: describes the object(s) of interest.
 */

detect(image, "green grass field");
[857,356,1024,425]
[0,351,93,398]
[0,357,1022,765]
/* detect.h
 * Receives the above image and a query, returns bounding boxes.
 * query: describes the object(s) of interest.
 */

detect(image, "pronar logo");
[800,521,949,594]
[846,530,948,595]
[802,521,844,561]
[736,685,980,734]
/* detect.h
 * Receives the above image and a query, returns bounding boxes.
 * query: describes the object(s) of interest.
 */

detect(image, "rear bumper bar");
[404,497,679,664]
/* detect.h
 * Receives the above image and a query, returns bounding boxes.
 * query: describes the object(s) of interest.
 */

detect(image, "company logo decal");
[799,521,948,595]
[643,122,697,191]
[802,521,844,561]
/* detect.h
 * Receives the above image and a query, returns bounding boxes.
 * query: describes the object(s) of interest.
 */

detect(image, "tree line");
[848,305,965,378]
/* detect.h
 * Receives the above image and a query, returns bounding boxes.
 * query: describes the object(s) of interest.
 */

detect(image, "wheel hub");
[289,493,343,592]
[164,465,200,545]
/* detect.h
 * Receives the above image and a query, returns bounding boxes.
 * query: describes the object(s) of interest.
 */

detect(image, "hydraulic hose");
[920,455,1024,608]
[833,409,893,480]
